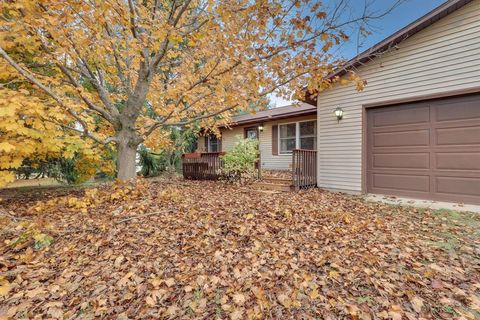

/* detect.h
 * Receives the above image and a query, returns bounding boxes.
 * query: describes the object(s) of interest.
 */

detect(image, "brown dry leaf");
[431,279,443,289]
[410,295,424,313]
[0,278,10,297]
[0,179,478,319]
[165,305,180,316]
[347,304,360,316]
[25,287,46,298]
[308,289,320,300]
[233,293,246,306]
[360,311,372,320]
[164,278,175,287]
[114,255,125,268]
[389,305,403,320]
[469,295,480,311]
[328,270,340,280]
[145,296,156,307]
[117,272,134,287]
[230,308,244,320]
[277,293,292,308]
[46,307,63,319]
[389,311,403,320]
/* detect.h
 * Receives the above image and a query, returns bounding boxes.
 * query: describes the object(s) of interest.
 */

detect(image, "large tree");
[0,0,399,181]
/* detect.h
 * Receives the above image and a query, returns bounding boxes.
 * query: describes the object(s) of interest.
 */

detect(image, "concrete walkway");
[365,194,480,213]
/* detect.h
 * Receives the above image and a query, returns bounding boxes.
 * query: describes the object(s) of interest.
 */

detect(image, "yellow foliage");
[0,0,369,181]
[0,277,11,297]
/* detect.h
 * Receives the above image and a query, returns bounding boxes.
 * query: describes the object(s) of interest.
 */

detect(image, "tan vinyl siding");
[195,135,206,152]
[317,0,480,193]
[220,114,317,170]
[220,126,243,151]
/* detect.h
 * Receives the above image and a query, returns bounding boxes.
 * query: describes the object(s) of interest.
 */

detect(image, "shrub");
[138,126,200,177]
[220,137,259,182]
[138,146,165,177]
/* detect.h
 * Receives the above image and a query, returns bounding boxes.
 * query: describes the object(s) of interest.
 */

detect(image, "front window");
[207,135,219,152]
[279,121,316,154]
[245,127,258,140]
[300,121,316,150]
[279,123,296,153]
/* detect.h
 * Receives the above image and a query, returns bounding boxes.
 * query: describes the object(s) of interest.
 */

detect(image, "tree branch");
[0,47,111,146]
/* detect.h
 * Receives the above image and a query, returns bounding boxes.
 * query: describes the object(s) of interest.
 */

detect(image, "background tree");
[139,125,199,177]
[0,45,114,184]
[0,0,401,182]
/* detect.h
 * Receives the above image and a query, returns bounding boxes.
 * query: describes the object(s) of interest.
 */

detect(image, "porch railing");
[292,149,317,190]
[182,152,261,180]
[182,152,225,180]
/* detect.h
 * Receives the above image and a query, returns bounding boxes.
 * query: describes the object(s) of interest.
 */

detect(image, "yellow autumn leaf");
[0,142,15,152]
[308,289,320,300]
[0,277,11,297]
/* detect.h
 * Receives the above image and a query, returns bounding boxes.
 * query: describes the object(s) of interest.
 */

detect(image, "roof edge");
[221,108,317,128]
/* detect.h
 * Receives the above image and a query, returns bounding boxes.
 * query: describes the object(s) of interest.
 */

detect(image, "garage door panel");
[436,126,480,145]
[367,93,480,204]
[435,152,480,171]
[372,105,430,127]
[372,173,430,192]
[435,99,480,122]
[436,176,480,197]
[373,153,430,169]
[373,130,430,147]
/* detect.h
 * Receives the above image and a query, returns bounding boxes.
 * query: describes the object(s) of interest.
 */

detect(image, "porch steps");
[251,177,293,192]
[261,177,292,185]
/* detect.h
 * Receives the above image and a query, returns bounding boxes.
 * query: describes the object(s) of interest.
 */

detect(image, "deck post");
[257,151,262,180]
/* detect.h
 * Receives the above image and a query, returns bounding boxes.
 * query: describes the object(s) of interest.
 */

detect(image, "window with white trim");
[207,135,220,152]
[279,123,296,153]
[279,120,316,154]
[299,121,316,150]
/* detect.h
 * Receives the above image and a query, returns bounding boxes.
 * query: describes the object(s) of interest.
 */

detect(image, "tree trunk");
[116,92,146,181]
[117,135,140,181]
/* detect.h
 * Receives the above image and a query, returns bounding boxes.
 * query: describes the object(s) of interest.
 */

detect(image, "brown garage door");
[367,94,480,204]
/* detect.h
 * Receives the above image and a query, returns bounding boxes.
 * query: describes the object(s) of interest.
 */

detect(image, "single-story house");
[195,0,480,205]
[196,103,317,170]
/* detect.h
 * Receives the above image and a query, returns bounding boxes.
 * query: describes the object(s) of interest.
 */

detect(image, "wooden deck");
[182,152,225,180]
[182,149,317,191]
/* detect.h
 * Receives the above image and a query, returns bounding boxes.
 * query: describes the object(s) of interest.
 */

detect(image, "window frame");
[278,121,298,155]
[299,120,317,150]
[278,120,317,155]
[207,135,220,152]
[244,126,259,140]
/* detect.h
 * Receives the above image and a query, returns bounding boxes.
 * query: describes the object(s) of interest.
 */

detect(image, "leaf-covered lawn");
[1,179,479,319]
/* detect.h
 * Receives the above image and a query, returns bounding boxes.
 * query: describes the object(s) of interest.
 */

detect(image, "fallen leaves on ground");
[0,178,479,319]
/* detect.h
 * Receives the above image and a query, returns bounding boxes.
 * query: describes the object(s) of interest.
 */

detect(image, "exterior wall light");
[334,107,344,123]
[258,124,264,132]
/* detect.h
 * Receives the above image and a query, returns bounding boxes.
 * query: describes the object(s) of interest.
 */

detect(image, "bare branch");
[55,63,119,126]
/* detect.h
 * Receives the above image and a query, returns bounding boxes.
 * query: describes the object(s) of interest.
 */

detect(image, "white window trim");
[278,120,316,155]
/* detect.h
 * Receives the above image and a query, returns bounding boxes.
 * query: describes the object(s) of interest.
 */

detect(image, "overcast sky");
[271,0,446,107]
